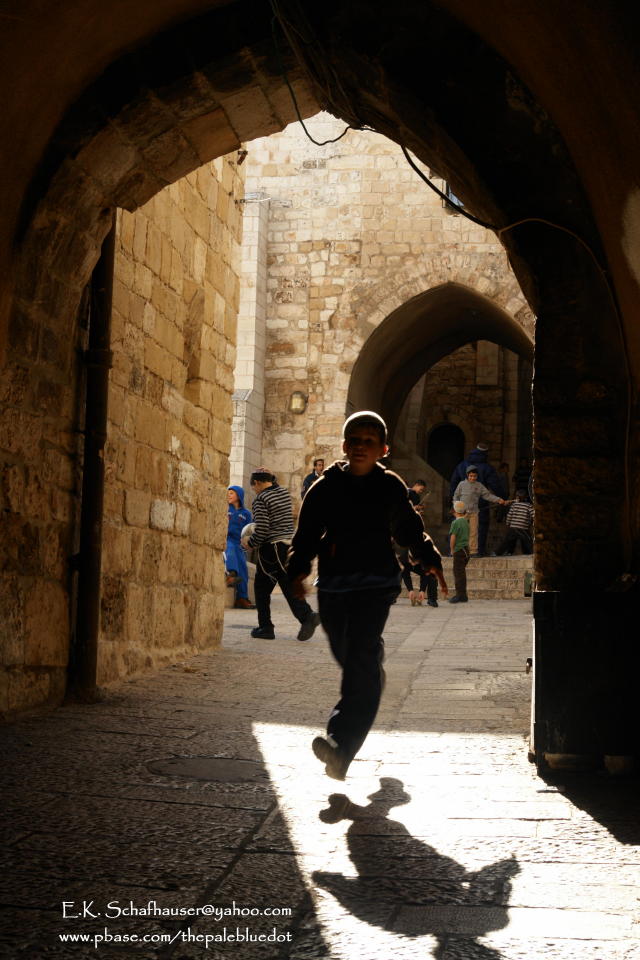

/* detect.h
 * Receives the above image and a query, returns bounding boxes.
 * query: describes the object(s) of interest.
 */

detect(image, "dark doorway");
[427,423,465,482]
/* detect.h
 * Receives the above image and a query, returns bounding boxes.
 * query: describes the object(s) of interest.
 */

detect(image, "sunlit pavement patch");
[254,723,639,959]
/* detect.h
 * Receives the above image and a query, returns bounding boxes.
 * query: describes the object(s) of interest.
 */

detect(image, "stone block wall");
[409,344,517,461]
[0,269,83,716]
[238,114,533,503]
[101,157,243,685]
[392,343,522,548]
[0,153,243,716]
[229,195,270,493]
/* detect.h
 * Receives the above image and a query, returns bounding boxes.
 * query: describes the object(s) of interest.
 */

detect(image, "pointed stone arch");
[346,252,533,344]
[346,278,533,433]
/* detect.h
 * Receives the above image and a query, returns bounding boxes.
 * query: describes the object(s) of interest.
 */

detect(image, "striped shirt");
[506,500,534,531]
[249,484,295,546]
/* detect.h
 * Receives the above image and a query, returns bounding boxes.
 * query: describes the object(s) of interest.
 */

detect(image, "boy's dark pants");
[478,499,490,555]
[255,541,313,629]
[401,563,437,601]
[318,586,399,763]
[494,528,532,555]
[453,546,470,599]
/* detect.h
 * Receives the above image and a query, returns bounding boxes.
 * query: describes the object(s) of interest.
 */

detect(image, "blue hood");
[228,485,245,507]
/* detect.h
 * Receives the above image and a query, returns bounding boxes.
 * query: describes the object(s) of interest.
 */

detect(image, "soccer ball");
[241,522,255,540]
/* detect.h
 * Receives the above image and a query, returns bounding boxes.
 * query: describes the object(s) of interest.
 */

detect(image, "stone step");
[439,554,534,599]
[225,557,533,606]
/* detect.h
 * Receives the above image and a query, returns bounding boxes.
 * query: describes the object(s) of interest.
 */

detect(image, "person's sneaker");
[312,736,350,781]
[427,599,438,607]
[234,598,255,609]
[225,573,240,586]
[251,626,275,639]
[449,596,468,604]
[297,611,321,642]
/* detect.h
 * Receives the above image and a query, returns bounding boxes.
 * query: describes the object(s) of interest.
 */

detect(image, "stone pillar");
[229,194,269,493]
[530,228,636,769]
[533,590,638,766]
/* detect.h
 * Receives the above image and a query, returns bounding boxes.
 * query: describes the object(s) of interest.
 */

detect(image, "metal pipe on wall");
[72,215,116,698]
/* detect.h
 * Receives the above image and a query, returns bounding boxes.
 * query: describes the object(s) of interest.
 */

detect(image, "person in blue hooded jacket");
[226,485,254,609]
[449,443,503,556]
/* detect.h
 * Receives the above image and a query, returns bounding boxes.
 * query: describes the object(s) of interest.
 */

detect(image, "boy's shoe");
[449,596,468,604]
[226,572,240,586]
[234,598,255,609]
[251,626,275,639]
[297,611,320,642]
[427,599,438,607]
[312,736,350,781]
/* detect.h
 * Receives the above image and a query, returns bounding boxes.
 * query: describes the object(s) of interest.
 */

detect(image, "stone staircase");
[441,553,533,600]
[226,557,532,606]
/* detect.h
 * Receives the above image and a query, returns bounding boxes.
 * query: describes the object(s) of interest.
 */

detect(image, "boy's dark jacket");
[287,460,442,586]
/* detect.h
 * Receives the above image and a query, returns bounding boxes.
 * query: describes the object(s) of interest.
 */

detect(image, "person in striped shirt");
[242,469,320,642]
[493,490,534,555]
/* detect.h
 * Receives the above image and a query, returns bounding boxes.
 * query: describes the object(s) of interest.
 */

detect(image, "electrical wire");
[400,145,633,569]
[268,3,634,571]
[400,145,495,229]
[270,10,366,146]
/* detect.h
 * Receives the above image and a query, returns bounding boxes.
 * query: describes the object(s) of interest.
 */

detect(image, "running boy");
[287,410,447,780]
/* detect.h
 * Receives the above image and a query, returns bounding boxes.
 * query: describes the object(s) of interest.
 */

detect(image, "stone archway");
[1,4,320,711]
[347,281,533,433]
[4,0,629,601]
[0,0,637,757]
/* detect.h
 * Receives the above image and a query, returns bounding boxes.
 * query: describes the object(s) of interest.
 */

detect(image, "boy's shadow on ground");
[312,777,519,960]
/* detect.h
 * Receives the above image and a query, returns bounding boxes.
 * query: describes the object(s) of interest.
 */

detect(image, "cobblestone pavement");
[1,596,639,959]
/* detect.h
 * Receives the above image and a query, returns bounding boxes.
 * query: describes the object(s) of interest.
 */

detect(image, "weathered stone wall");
[101,156,243,685]
[392,342,522,548]
[229,195,270,494]
[411,344,517,460]
[0,154,243,716]
[238,114,533,501]
[0,266,83,717]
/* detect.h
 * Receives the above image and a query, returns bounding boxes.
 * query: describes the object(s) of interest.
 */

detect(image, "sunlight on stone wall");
[101,156,243,684]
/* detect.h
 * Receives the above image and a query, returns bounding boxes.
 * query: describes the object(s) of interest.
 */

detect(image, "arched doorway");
[0,0,637,762]
[347,282,534,438]
[427,423,465,482]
